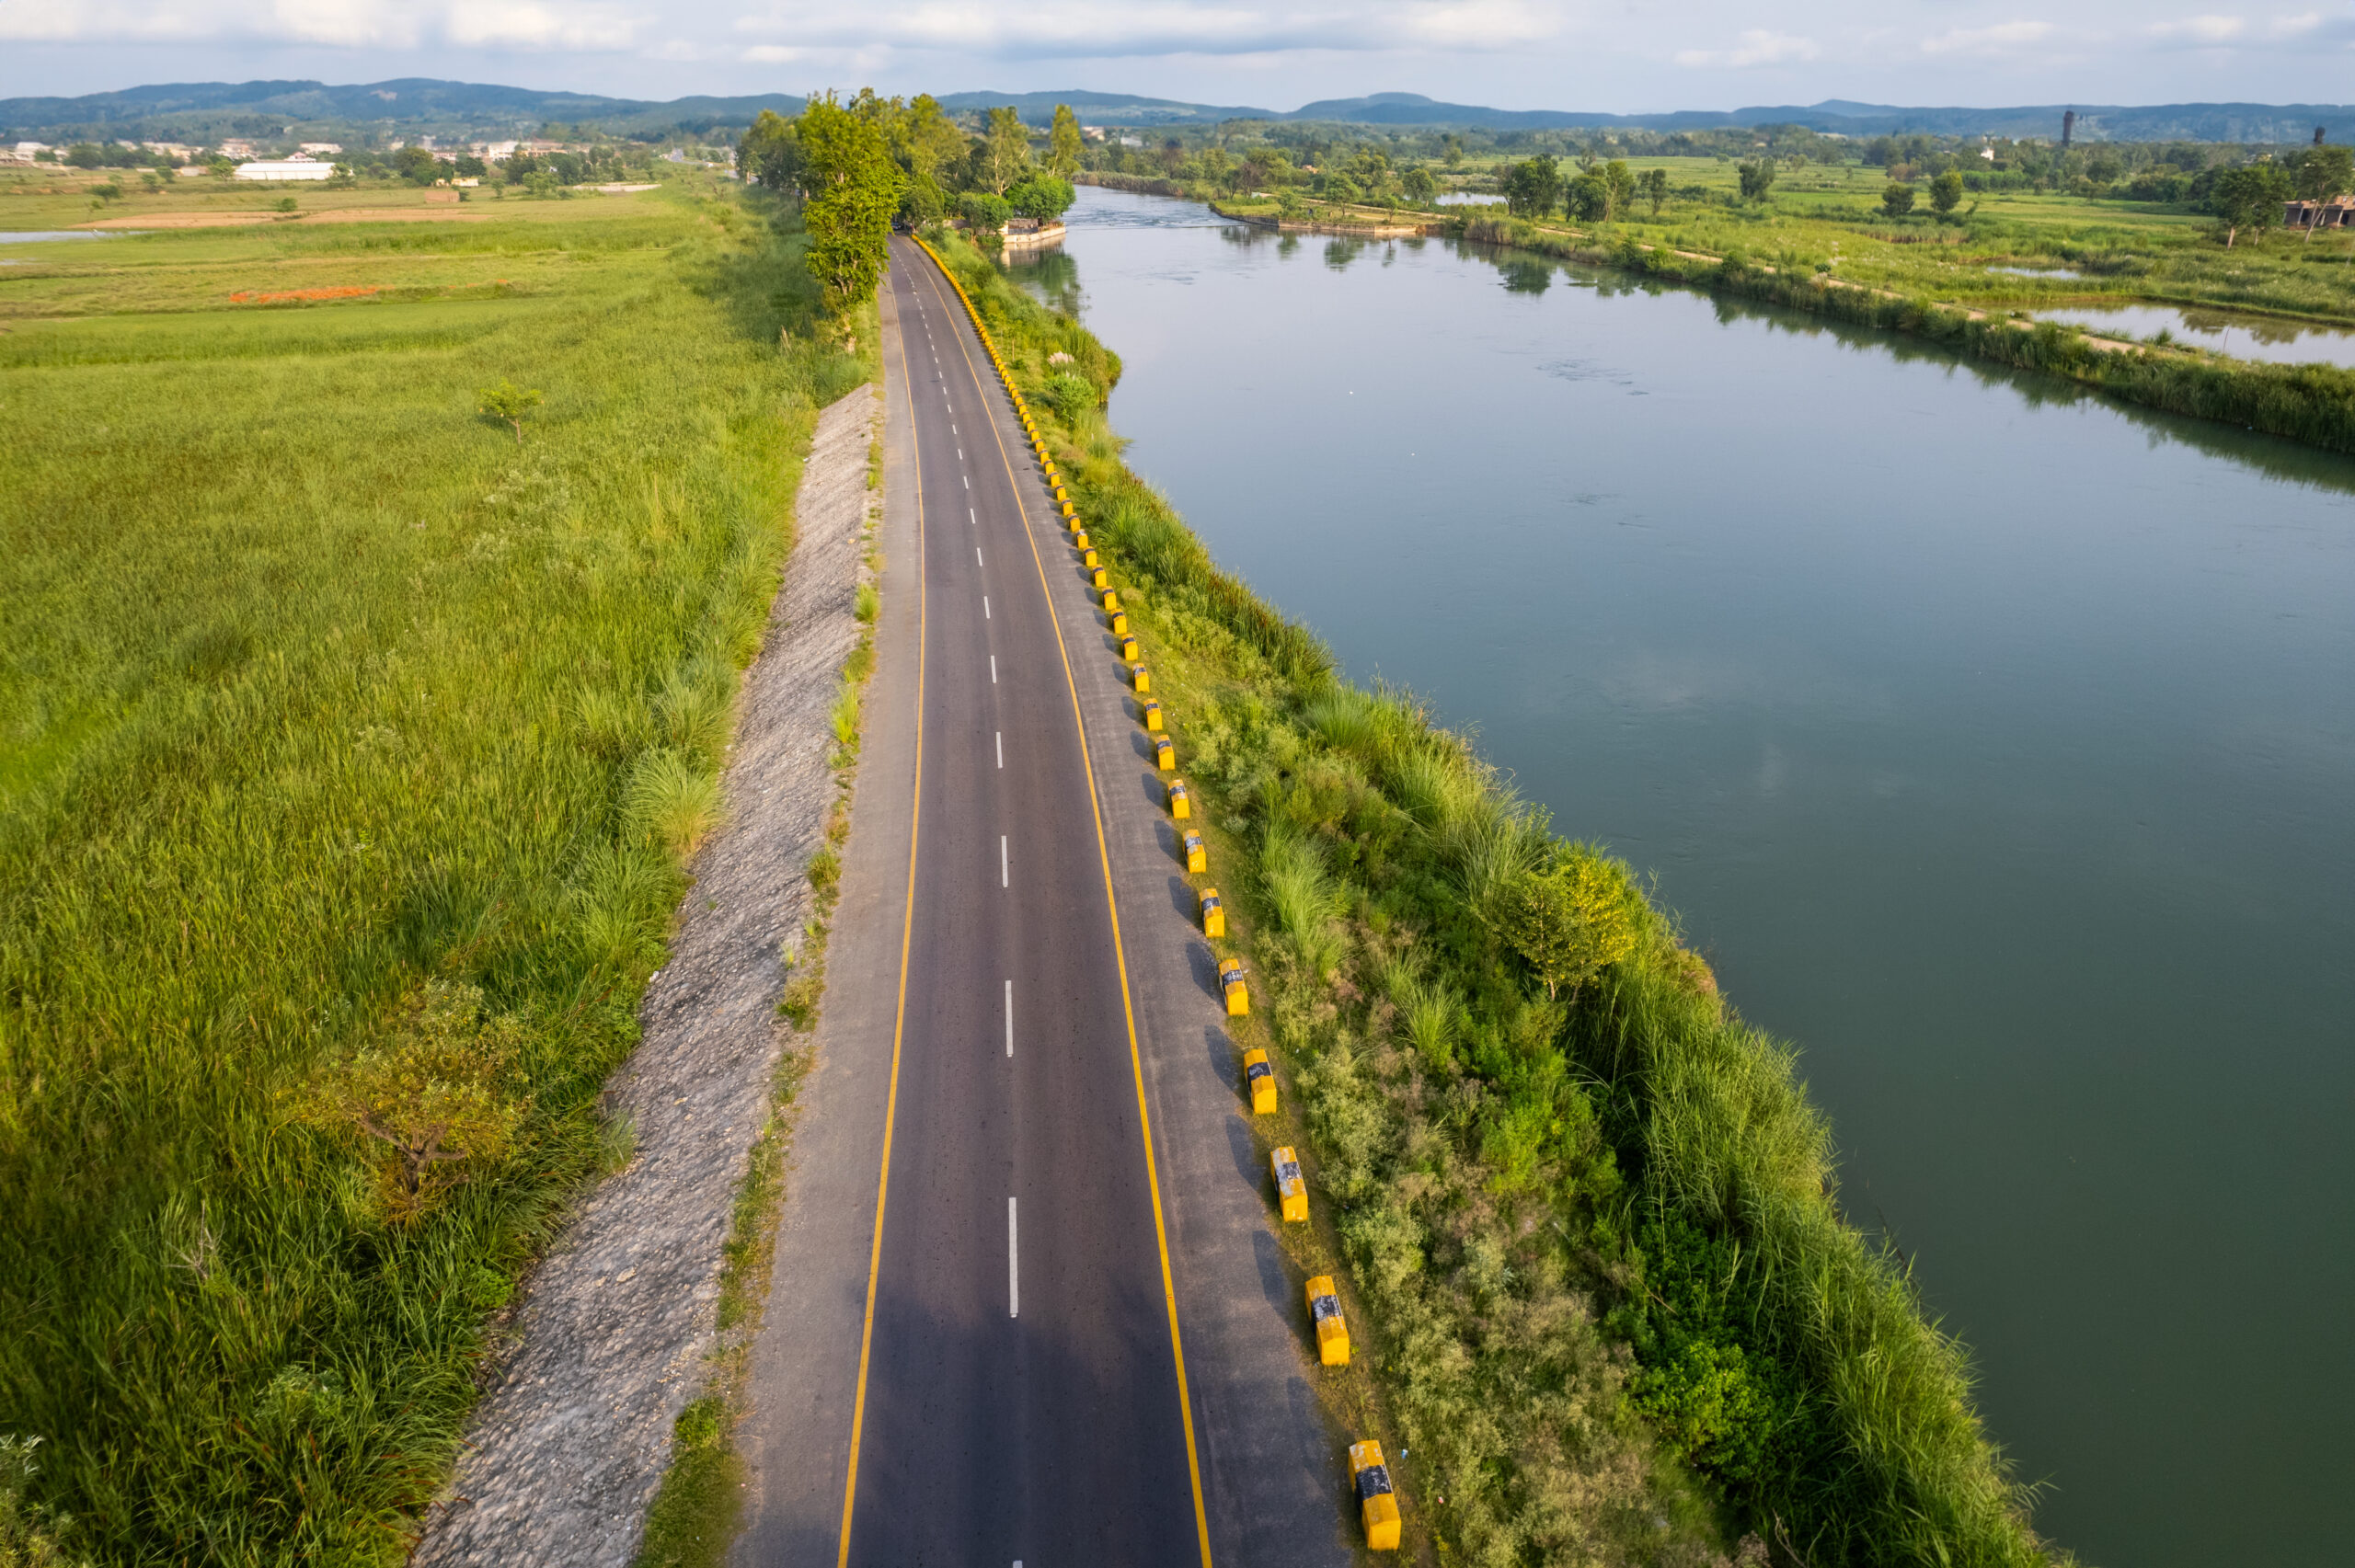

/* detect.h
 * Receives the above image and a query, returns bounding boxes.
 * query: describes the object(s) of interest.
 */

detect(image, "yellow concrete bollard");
[1142,699,1162,731]
[1184,829,1206,873]
[1092,567,1110,590]
[1241,1044,1274,1109]
[1101,589,1120,613]
[1155,735,1175,772]
[1131,664,1150,694]
[1062,501,1077,521]
[1272,1146,1308,1222]
[1306,1276,1350,1366]
[1350,1442,1402,1551]
[1053,486,1067,503]
[1222,956,1249,1015]
[1109,612,1127,636]
[1200,887,1223,937]
[1166,778,1190,819]
[1119,634,1139,662]
[1083,548,1099,569]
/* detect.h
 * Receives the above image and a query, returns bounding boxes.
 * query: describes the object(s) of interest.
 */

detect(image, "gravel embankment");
[410,383,880,1567]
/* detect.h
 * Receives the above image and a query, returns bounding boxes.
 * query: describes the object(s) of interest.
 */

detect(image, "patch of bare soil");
[408,384,881,1567]
[77,207,494,230]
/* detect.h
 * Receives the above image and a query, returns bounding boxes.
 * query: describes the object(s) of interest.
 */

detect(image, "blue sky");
[1,0,2348,111]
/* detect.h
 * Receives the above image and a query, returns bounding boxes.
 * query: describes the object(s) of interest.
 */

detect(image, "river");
[1009,186,2355,1568]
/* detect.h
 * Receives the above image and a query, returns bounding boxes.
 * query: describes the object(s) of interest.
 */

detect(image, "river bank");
[926,223,2059,1568]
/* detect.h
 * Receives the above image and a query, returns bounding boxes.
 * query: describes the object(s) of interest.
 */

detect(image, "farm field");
[0,173,864,1562]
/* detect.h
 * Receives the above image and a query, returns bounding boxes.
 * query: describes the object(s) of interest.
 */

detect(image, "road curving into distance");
[826,235,1210,1566]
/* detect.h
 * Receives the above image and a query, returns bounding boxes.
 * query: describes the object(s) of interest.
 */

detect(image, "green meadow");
[0,177,864,1562]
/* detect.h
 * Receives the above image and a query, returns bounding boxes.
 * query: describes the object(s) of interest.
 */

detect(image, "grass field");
[0,173,866,1562]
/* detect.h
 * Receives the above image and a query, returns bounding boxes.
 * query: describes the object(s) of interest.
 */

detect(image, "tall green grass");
[0,186,867,1562]
[935,229,2057,1567]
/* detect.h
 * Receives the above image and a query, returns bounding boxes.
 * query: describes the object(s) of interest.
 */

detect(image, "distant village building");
[2284,198,2355,229]
[235,155,336,182]
[471,141,520,162]
[298,142,343,155]
[217,140,256,158]
[3,141,47,165]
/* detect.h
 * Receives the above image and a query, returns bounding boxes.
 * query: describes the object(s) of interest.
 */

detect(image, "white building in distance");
[235,155,336,181]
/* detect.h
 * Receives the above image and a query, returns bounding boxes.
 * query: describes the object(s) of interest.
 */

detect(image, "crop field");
[0,174,865,1562]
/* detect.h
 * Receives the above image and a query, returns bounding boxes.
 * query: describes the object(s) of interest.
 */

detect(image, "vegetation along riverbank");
[928,222,2068,1567]
[0,170,868,1561]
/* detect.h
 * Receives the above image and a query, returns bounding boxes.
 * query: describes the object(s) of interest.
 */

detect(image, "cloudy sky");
[0,0,2347,111]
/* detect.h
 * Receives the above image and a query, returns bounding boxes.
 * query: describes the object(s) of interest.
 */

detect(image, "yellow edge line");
[912,235,1217,1568]
[835,254,926,1568]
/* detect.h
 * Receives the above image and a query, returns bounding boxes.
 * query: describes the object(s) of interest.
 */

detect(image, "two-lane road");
[831,235,1208,1567]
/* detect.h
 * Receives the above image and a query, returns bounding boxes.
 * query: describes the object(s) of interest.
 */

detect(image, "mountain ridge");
[4,77,2349,143]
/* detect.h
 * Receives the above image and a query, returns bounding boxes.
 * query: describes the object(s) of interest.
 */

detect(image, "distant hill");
[4,77,2349,144]
[1273,92,2355,142]
[934,89,1272,126]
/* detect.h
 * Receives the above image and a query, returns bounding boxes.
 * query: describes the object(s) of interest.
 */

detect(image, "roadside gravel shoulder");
[410,383,880,1568]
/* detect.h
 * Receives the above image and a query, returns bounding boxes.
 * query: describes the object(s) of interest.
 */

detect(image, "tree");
[1641,166,1670,216]
[1006,177,1074,223]
[477,380,544,444]
[958,190,1012,232]
[1930,168,1965,214]
[1402,166,1437,204]
[1500,856,1640,1000]
[1049,103,1085,177]
[293,980,527,1224]
[1501,154,1561,218]
[1736,156,1776,201]
[800,92,904,309]
[2208,163,2292,248]
[1881,181,1916,217]
[982,105,1031,195]
[1603,158,1636,221]
[2290,144,2353,240]
[1565,171,1609,222]
[738,109,802,190]
[394,145,442,186]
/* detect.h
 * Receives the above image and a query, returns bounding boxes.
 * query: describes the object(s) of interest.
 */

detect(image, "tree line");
[738,92,1089,313]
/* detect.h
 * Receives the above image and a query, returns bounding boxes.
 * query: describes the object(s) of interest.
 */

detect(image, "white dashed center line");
[995,731,1003,768]
[982,596,990,619]
[1007,1198,1019,1318]
[990,656,997,683]
[976,546,983,567]
[1000,835,1007,887]
[1004,979,1013,1057]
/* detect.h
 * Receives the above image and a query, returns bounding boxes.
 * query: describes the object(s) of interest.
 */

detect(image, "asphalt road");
[833,235,1208,1567]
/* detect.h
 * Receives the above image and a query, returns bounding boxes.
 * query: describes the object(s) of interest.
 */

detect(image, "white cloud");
[1918,19,2053,55]
[2147,13,2246,41]
[729,0,1559,59]
[1671,29,1820,67]
[0,0,635,49]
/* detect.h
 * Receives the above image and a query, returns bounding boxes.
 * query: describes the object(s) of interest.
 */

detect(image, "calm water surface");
[2034,300,2355,369]
[1017,186,2355,1568]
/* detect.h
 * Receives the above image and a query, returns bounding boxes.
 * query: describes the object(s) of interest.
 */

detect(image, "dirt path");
[409,383,880,1567]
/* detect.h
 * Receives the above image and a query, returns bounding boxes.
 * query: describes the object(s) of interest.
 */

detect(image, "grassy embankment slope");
[1197,155,2355,452]
[929,227,2061,1568]
[0,174,867,1562]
